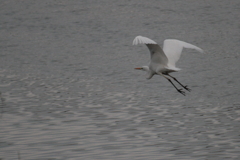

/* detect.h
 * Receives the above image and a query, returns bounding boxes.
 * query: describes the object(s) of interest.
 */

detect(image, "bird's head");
[134,66,149,71]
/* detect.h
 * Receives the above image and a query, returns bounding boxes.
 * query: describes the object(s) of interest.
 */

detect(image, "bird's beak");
[134,67,142,70]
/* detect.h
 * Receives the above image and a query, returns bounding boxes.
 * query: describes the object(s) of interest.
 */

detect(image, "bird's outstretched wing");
[163,39,204,68]
[133,36,168,65]
[133,36,157,45]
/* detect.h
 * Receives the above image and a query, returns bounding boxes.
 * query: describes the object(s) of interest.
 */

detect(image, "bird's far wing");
[133,36,157,45]
[133,36,168,65]
[163,39,204,68]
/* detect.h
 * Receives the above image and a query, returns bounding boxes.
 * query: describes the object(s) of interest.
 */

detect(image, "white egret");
[133,36,204,96]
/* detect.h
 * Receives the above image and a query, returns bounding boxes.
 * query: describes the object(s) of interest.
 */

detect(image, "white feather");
[133,36,157,45]
[163,39,204,68]
[132,36,168,65]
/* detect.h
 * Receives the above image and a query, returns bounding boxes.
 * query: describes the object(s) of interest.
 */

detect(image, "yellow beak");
[134,68,142,70]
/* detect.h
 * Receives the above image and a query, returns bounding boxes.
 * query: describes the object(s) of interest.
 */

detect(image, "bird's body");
[133,36,204,95]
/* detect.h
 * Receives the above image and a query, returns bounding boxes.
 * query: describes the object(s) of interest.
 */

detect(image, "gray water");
[0,1,240,159]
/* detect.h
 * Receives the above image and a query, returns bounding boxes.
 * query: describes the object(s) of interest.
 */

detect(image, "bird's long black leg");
[160,74,185,96]
[167,74,191,92]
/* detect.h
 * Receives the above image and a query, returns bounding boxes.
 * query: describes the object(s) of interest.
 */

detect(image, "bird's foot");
[177,89,186,96]
[183,85,191,92]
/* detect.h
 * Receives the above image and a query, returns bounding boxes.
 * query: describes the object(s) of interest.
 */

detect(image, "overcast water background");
[1,0,240,159]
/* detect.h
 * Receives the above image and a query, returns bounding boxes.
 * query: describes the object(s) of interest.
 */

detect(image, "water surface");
[0,1,240,159]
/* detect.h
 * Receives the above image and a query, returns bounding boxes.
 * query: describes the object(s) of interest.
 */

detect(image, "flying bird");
[133,36,204,96]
